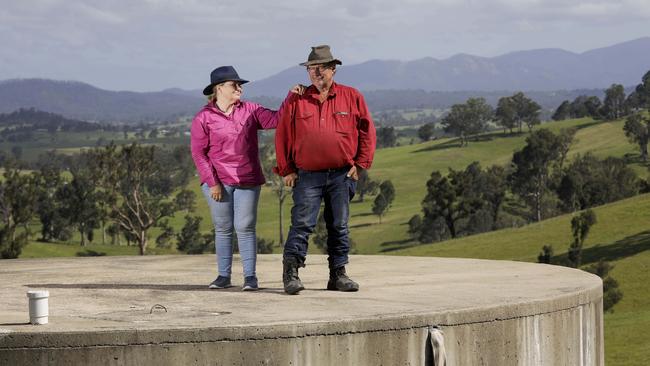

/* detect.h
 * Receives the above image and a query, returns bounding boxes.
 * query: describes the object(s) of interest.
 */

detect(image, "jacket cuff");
[273,166,296,176]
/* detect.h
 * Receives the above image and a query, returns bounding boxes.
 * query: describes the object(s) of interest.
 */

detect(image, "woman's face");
[216,81,243,103]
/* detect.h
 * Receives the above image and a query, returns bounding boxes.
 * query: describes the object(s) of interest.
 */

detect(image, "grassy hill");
[393,192,650,365]
[14,116,650,364]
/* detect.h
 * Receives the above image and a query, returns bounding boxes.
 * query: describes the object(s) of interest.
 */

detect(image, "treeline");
[553,71,650,121]
[0,108,188,144]
[0,143,204,259]
[408,128,643,243]
[0,108,108,142]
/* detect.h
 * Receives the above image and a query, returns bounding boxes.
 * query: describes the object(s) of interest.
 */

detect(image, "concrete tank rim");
[0,254,603,349]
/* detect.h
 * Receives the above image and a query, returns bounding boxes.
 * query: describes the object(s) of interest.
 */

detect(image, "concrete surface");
[0,254,603,365]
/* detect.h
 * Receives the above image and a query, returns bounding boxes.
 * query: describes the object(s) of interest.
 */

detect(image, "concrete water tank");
[0,255,603,365]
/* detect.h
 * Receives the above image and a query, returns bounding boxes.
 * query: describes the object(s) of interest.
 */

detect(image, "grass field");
[10,116,650,365]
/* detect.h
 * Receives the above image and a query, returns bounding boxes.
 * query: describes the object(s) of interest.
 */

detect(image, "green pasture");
[394,193,650,365]
[10,115,650,364]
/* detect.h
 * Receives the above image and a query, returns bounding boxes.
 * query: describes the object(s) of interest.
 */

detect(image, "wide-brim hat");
[299,45,342,66]
[202,66,249,95]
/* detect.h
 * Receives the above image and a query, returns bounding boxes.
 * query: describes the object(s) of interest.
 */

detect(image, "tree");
[417,123,436,141]
[407,215,422,239]
[537,245,554,264]
[90,143,187,255]
[567,209,597,268]
[356,169,379,202]
[311,210,328,254]
[509,129,562,222]
[155,220,175,249]
[56,168,101,246]
[626,70,650,110]
[256,238,275,254]
[0,165,38,258]
[623,112,650,161]
[583,96,603,119]
[557,154,638,211]
[602,84,627,120]
[511,92,542,132]
[260,143,289,245]
[442,97,493,146]
[483,165,508,230]
[584,260,623,312]
[177,215,209,254]
[420,163,489,240]
[495,96,518,133]
[377,126,397,148]
[555,128,577,171]
[372,180,395,223]
[174,189,197,213]
[33,162,67,242]
[552,100,571,121]
[148,128,159,139]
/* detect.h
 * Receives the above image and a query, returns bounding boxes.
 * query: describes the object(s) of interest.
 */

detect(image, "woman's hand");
[210,184,223,201]
[290,84,307,95]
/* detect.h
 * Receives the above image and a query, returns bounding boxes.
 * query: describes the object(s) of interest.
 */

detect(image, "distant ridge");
[245,37,650,97]
[0,79,204,123]
[1,38,649,123]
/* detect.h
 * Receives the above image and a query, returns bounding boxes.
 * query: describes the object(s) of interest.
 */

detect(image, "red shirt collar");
[305,82,338,100]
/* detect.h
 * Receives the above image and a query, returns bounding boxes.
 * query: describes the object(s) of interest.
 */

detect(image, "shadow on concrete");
[25,284,214,291]
[23,284,321,296]
[0,322,31,326]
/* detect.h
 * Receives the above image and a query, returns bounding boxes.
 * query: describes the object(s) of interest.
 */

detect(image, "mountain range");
[245,37,650,97]
[1,37,648,123]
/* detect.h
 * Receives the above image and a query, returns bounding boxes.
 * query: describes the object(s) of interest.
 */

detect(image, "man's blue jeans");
[201,183,261,278]
[283,167,356,269]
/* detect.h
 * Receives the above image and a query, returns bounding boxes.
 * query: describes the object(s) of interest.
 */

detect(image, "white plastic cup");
[26,290,49,325]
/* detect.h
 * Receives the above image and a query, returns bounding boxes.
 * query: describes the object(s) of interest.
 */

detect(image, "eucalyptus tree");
[509,129,562,222]
[0,163,38,258]
[442,97,493,146]
[89,143,187,255]
[372,180,395,223]
[602,84,627,120]
[623,112,650,161]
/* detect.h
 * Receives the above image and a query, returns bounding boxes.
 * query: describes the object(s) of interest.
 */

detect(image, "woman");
[191,65,299,291]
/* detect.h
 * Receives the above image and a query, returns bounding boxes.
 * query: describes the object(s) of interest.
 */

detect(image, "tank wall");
[1,300,603,366]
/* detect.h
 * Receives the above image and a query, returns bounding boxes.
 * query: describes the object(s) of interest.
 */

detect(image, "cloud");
[0,0,647,91]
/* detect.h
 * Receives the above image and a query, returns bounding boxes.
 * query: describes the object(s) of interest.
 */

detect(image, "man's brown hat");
[300,45,342,66]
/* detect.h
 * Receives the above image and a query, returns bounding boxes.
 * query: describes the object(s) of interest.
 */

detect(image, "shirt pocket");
[295,113,313,129]
[207,122,230,149]
[334,111,355,134]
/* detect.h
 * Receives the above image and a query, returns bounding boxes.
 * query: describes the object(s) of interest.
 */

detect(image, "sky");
[1,0,649,92]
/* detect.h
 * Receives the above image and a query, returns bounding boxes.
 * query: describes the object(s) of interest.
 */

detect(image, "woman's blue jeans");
[283,168,356,269]
[201,183,261,278]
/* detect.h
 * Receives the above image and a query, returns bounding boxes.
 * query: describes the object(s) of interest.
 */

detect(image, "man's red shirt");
[274,82,376,176]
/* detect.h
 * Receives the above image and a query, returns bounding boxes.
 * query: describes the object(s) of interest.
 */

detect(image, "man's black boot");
[327,266,359,292]
[283,257,305,295]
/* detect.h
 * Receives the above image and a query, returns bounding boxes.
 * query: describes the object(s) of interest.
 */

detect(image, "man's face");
[307,64,335,91]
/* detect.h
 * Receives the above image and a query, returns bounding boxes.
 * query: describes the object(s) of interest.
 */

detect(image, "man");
[275,45,377,295]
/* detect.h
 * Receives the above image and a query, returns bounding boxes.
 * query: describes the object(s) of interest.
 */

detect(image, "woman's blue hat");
[203,66,249,95]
